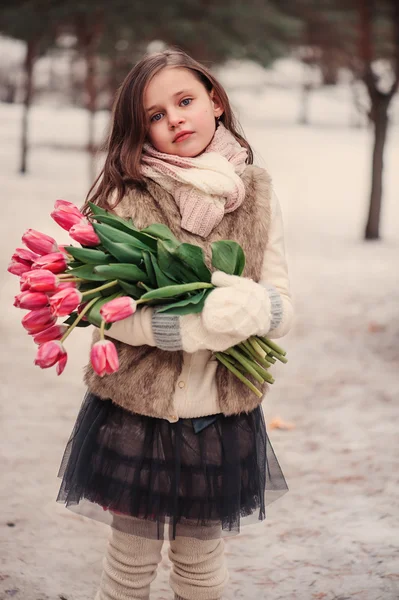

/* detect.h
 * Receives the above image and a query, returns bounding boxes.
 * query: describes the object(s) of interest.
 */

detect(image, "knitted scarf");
[141,123,248,238]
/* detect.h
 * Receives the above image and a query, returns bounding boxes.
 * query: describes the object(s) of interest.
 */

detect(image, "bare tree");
[358,0,399,239]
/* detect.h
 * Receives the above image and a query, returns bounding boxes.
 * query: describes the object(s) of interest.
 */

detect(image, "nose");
[168,111,185,129]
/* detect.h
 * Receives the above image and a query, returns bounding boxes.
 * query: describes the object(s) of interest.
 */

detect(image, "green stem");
[259,336,286,357]
[59,274,83,281]
[249,338,267,358]
[220,352,248,373]
[81,279,119,297]
[257,338,287,364]
[215,353,262,398]
[100,319,106,340]
[226,348,265,384]
[243,340,272,368]
[60,297,99,344]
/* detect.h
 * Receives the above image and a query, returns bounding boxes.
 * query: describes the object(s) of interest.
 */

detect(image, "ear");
[210,89,224,118]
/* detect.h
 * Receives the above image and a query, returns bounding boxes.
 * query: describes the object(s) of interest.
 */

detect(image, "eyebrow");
[146,89,192,113]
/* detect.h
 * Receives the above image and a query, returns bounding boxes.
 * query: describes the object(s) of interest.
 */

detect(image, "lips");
[173,131,194,143]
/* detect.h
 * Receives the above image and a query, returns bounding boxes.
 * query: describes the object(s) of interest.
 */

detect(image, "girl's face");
[144,67,223,157]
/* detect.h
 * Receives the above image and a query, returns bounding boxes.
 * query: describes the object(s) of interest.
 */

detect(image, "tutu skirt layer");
[57,392,288,539]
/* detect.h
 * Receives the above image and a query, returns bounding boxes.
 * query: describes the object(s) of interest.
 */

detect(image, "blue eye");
[180,98,192,106]
[151,113,163,122]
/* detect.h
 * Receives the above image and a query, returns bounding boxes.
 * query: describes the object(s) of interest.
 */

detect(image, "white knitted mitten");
[179,312,251,353]
[202,270,272,339]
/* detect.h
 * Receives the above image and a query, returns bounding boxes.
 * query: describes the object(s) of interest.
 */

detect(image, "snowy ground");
[1,66,399,600]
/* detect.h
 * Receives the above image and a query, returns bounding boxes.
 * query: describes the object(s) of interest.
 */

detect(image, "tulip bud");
[56,352,68,375]
[49,288,83,317]
[12,247,40,264]
[34,340,67,371]
[51,199,85,231]
[23,269,58,293]
[14,291,49,310]
[69,221,100,247]
[100,296,137,323]
[22,307,57,334]
[90,340,119,377]
[8,260,32,276]
[32,323,68,345]
[22,229,58,256]
[32,251,68,274]
[55,280,78,291]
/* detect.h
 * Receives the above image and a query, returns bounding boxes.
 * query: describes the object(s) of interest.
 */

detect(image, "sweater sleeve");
[105,304,157,347]
[258,189,294,339]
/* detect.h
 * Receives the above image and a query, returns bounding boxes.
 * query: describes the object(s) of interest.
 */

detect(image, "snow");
[1,61,398,600]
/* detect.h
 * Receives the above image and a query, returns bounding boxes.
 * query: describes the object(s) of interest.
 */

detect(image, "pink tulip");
[100,296,137,323]
[56,352,68,375]
[49,287,83,316]
[90,340,119,377]
[12,247,40,263]
[8,260,32,276]
[14,291,49,310]
[55,280,77,291]
[32,323,68,345]
[23,269,58,293]
[58,245,70,257]
[69,221,100,247]
[51,199,85,231]
[47,280,78,297]
[22,307,56,334]
[20,272,30,291]
[32,251,68,274]
[22,229,58,256]
[34,340,67,371]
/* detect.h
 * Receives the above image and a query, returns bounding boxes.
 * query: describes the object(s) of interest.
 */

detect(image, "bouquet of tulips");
[8,199,287,398]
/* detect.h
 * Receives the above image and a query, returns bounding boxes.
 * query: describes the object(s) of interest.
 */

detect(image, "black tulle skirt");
[57,392,288,540]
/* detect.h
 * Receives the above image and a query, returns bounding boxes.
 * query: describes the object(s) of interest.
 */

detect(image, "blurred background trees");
[0,0,398,239]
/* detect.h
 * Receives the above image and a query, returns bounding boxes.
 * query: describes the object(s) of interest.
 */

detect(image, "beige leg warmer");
[169,535,228,600]
[95,527,163,600]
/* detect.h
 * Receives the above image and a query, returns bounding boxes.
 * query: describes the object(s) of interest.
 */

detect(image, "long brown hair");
[82,48,253,215]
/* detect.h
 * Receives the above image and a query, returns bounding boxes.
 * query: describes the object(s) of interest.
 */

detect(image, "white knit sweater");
[106,190,294,422]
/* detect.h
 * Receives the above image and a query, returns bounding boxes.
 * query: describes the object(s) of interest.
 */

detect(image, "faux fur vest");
[84,165,272,418]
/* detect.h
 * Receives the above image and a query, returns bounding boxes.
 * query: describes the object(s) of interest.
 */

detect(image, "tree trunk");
[76,12,103,183]
[20,38,38,174]
[298,62,312,125]
[365,96,390,240]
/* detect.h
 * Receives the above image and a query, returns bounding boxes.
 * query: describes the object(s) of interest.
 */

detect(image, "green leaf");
[88,202,114,218]
[154,289,210,315]
[137,281,154,292]
[62,312,91,327]
[94,263,150,283]
[95,232,143,264]
[79,282,121,302]
[91,222,153,252]
[174,243,212,283]
[150,253,178,287]
[139,281,213,301]
[67,264,108,281]
[118,280,145,298]
[157,239,199,283]
[142,251,157,287]
[63,246,110,265]
[92,216,157,252]
[140,223,180,246]
[211,240,246,276]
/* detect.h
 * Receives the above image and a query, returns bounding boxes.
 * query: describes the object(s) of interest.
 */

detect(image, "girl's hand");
[201,270,272,339]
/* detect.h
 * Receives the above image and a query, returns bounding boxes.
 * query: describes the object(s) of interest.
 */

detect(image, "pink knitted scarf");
[141,123,248,238]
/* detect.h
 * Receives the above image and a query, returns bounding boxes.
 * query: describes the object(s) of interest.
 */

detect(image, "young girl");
[57,48,294,600]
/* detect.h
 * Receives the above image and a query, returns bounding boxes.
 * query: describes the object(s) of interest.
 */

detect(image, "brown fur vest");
[84,165,272,418]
